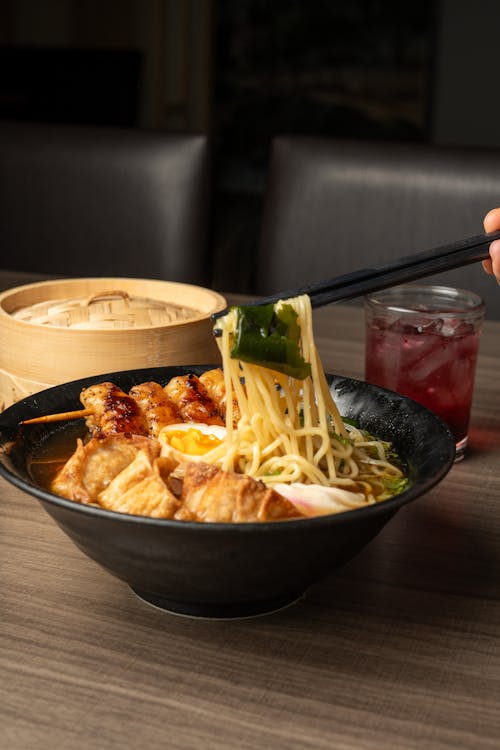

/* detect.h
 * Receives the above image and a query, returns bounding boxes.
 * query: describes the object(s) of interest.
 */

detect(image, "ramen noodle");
[190,294,408,511]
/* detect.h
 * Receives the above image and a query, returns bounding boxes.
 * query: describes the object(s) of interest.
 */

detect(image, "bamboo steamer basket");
[0,278,227,411]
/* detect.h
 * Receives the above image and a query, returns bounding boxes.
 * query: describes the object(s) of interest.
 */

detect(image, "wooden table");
[1,271,500,750]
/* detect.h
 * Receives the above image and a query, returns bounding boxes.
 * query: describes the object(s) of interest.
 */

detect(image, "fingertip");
[484,207,500,232]
[490,238,500,259]
[482,258,493,275]
[488,238,500,282]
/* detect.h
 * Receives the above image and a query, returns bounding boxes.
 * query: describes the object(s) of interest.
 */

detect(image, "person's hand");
[483,208,500,283]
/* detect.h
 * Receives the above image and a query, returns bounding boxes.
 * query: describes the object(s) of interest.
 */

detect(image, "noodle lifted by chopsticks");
[202,295,404,504]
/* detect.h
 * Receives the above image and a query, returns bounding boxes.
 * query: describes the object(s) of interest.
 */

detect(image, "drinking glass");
[364,284,484,461]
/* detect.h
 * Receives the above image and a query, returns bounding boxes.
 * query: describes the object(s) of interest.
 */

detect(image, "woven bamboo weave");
[11,290,197,329]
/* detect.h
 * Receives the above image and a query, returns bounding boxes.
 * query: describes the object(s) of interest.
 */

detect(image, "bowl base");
[130,587,306,620]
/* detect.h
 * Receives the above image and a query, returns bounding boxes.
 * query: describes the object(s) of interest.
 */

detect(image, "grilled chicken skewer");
[20,369,232,432]
[20,383,153,433]
[23,381,183,437]
[22,384,150,434]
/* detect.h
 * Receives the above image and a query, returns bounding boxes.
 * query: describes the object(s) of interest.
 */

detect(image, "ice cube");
[408,339,453,383]
[389,316,443,335]
[442,320,474,338]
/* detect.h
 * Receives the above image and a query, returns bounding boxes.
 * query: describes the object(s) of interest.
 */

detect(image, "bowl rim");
[0,365,456,533]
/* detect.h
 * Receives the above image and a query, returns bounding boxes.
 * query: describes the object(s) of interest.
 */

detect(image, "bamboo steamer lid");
[0,278,227,410]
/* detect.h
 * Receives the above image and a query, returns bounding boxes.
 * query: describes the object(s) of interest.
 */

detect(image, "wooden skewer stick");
[20,409,93,425]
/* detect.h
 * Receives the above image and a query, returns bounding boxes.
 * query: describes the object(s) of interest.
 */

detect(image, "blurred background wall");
[1,0,499,290]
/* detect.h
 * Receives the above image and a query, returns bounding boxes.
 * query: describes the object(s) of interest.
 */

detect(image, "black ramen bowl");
[0,366,455,619]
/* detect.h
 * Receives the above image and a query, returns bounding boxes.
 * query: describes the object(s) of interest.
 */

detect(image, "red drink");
[365,285,484,459]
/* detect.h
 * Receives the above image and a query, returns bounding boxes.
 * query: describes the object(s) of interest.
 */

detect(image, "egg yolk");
[163,428,223,456]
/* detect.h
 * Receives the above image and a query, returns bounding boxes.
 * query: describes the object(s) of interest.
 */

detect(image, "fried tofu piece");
[51,433,302,523]
[175,461,304,523]
[51,434,161,504]
[97,450,180,518]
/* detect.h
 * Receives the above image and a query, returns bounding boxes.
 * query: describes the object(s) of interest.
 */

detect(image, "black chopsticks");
[213,229,500,319]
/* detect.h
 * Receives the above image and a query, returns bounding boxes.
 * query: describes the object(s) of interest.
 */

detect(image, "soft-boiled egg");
[158,423,227,462]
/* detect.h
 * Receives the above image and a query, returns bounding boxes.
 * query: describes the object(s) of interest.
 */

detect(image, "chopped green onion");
[330,431,349,447]
[382,476,410,495]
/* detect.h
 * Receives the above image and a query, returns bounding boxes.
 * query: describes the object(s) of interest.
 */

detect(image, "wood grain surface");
[1,273,500,750]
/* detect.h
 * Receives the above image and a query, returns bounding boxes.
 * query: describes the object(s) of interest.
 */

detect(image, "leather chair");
[256,136,500,318]
[0,121,210,285]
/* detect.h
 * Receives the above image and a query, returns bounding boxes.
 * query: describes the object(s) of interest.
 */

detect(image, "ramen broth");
[28,422,86,489]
